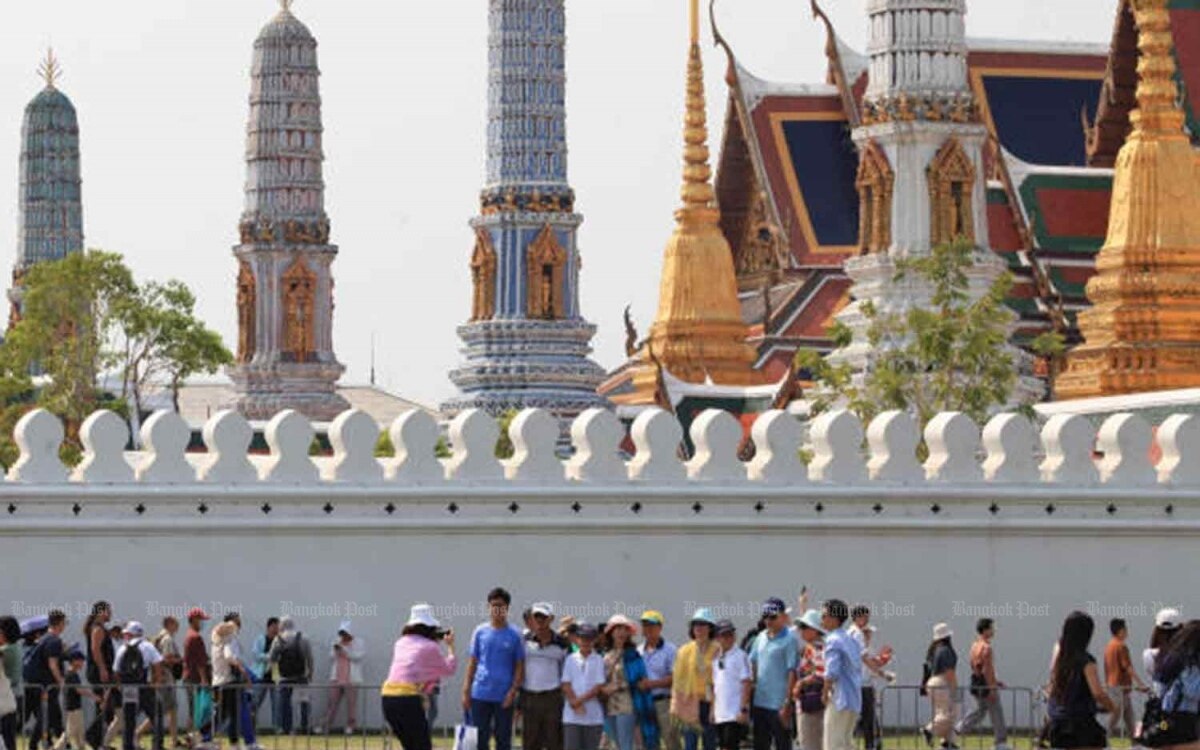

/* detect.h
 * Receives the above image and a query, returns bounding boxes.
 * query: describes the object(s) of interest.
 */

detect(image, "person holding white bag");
[382,605,457,750]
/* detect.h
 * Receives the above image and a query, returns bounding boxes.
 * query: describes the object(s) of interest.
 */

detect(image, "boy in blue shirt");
[462,587,526,750]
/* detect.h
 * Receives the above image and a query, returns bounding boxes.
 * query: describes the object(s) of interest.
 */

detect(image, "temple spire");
[679,0,715,213]
[624,0,762,397]
[1056,0,1200,398]
[37,48,61,90]
[1128,0,1186,139]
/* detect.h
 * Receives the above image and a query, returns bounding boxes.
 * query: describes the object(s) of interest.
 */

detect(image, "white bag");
[454,723,478,750]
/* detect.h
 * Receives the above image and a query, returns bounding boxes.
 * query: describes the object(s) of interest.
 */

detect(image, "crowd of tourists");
[3,592,1200,750]
[0,605,365,750]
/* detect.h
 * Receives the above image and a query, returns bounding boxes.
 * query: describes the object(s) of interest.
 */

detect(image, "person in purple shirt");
[462,588,526,750]
[820,600,862,750]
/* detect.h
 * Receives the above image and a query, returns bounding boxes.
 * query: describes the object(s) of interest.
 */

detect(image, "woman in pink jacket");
[381,605,457,750]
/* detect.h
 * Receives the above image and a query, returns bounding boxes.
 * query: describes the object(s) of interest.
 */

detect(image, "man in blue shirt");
[749,598,798,750]
[821,600,862,750]
[462,587,526,750]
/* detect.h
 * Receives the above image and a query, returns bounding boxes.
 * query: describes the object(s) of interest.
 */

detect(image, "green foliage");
[3,252,135,432]
[0,250,232,461]
[435,436,452,459]
[494,408,519,459]
[800,239,1064,429]
[113,279,233,419]
[375,430,395,458]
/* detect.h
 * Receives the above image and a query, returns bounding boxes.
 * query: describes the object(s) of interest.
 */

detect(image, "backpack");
[117,642,147,685]
[277,634,305,680]
[21,640,44,683]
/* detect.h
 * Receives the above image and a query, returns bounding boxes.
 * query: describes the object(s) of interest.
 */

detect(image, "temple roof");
[26,87,76,114]
[712,3,1156,363]
[257,6,316,42]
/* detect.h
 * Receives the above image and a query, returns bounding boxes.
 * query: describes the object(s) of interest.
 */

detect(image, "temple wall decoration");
[236,261,256,363]
[735,190,788,276]
[281,258,316,363]
[928,138,976,246]
[470,228,497,321]
[856,141,894,254]
[525,225,567,320]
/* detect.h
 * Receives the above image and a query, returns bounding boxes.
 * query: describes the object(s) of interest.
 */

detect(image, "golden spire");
[1056,0,1200,399]
[279,0,294,13]
[622,0,763,401]
[38,48,62,90]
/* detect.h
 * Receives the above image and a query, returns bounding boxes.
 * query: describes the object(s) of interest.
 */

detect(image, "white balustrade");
[74,410,133,483]
[1,406,1198,497]
[627,408,685,482]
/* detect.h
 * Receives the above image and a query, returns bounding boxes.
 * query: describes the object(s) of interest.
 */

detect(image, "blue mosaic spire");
[444,0,606,430]
[16,50,83,271]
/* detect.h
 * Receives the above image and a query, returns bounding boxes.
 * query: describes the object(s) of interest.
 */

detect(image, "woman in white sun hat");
[921,623,959,749]
[1145,608,1184,681]
[381,605,457,750]
[319,620,366,735]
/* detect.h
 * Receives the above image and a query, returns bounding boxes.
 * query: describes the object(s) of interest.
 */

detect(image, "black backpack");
[277,634,305,680]
[117,642,147,685]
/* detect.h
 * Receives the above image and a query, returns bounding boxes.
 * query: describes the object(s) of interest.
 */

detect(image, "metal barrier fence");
[12,681,1159,750]
[878,685,1040,750]
[15,683,402,750]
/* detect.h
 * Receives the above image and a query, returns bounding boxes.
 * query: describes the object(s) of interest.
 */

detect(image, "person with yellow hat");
[638,611,679,750]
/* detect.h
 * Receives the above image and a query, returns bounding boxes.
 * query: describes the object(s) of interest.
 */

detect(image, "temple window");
[928,138,976,245]
[526,224,567,320]
[470,228,497,321]
[236,261,256,363]
[856,141,894,254]
[281,257,317,363]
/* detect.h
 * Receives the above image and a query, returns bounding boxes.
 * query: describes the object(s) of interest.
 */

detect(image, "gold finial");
[1128,0,1186,138]
[38,48,62,90]
[279,0,294,12]
[620,0,763,403]
[680,0,715,213]
[1055,0,1200,400]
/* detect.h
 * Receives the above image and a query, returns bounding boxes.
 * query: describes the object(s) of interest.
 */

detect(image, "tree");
[798,239,1064,428]
[1,250,231,452]
[2,252,136,435]
[113,280,232,438]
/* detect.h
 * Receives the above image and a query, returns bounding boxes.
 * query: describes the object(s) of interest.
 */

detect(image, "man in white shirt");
[524,603,570,750]
[711,620,752,750]
[561,624,605,750]
[114,621,164,750]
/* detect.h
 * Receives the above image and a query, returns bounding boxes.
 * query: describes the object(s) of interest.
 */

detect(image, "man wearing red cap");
[181,609,211,745]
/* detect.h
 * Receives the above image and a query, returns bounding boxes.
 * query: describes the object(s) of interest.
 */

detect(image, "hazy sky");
[0,0,1111,409]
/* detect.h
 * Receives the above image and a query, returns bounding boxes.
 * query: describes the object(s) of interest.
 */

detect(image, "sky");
[0,0,1112,410]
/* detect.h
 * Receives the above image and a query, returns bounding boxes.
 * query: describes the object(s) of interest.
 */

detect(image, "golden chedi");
[1056,0,1200,399]
[625,0,765,402]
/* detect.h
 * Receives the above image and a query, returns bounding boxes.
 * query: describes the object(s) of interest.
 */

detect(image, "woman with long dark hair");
[83,601,117,749]
[1149,620,1200,750]
[921,624,958,749]
[1046,611,1115,750]
[381,605,456,750]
